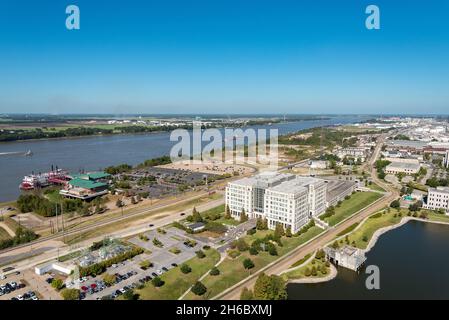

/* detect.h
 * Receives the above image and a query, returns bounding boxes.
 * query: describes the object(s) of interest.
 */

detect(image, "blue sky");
[0,0,448,114]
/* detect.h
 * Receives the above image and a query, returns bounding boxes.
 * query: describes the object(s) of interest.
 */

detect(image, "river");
[0,115,368,202]
[287,221,449,299]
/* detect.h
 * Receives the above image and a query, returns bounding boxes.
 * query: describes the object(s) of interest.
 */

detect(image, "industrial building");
[225,172,326,233]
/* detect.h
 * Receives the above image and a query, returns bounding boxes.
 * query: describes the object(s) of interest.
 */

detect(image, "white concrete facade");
[225,172,327,233]
[424,186,449,213]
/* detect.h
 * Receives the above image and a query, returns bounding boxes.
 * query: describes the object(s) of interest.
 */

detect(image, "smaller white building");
[424,186,449,213]
[385,160,420,175]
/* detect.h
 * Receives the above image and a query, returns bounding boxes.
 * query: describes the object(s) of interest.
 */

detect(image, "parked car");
[171,263,178,267]
[162,267,168,272]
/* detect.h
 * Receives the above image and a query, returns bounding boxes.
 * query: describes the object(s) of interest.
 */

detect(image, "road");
[218,133,400,300]
[0,196,225,274]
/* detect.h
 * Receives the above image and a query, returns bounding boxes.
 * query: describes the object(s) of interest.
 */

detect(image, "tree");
[195,250,206,259]
[253,273,287,300]
[274,223,285,240]
[191,207,203,223]
[390,200,400,209]
[152,276,164,287]
[233,238,249,252]
[180,263,192,274]
[61,288,80,300]
[256,218,264,230]
[243,258,255,270]
[224,206,232,219]
[209,267,220,276]
[285,226,292,238]
[191,281,207,296]
[123,289,139,300]
[51,278,64,291]
[102,273,117,286]
[240,287,254,300]
[249,247,259,255]
[240,208,248,222]
[268,243,278,256]
[115,199,124,208]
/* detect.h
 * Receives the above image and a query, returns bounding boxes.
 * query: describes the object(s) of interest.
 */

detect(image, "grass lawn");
[367,183,385,192]
[426,210,449,223]
[134,248,220,300]
[290,253,312,268]
[200,204,240,226]
[183,226,324,300]
[340,209,405,249]
[0,227,12,241]
[323,192,383,226]
[284,254,330,280]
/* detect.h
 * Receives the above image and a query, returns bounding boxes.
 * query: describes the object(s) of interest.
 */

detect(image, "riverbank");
[290,209,449,285]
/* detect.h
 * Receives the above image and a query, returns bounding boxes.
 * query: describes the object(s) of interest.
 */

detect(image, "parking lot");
[0,271,39,300]
[71,228,208,300]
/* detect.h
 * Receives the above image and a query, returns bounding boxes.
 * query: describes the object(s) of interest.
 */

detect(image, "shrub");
[180,264,192,274]
[209,267,220,276]
[247,228,256,235]
[195,250,206,259]
[249,247,259,255]
[51,278,64,291]
[152,276,164,287]
[61,288,80,300]
[243,258,255,270]
[191,281,207,296]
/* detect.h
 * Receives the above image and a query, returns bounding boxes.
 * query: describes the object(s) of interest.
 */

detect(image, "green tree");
[123,289,139,300]
[191,281,207,296]
[152,276,164,287]
[51,278,64,291]
[240,208,248,222]
[180,263,192,274]
[285,226,292,238]
[102,273,117,286]
[195,250,206,259]
[209,267,220,276]
[61,288,80,300]
[243,258,255,270]
[224,206,232,219]
[253,273,287,300]
[274,223,285,240]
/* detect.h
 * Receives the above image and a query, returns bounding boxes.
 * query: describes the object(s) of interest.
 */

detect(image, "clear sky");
[0,0,448,114]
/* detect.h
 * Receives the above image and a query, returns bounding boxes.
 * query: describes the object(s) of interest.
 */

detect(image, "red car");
[90,283,97,289]
[81,286,88,291]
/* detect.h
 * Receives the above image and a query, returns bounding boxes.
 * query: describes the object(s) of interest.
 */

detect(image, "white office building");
[225,172,327,233]
[424,186,449,213]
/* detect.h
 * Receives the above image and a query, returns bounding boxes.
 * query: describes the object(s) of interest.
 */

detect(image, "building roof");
[70,172,111,181]
[68,178,108,189]
[386,162,420,170]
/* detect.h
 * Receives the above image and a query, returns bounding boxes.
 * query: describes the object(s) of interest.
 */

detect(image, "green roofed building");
[60,171,110,201]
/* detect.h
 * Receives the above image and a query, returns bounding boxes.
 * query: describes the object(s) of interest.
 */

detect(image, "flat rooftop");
[386,162,420,170]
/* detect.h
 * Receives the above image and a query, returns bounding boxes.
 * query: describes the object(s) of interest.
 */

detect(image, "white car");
[156,269,163,275]
[32,296,38,300]
[17,295,24,300]
[0,274,6,280]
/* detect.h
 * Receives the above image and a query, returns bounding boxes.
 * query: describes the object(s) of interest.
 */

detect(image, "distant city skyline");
[1,0,448,114]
